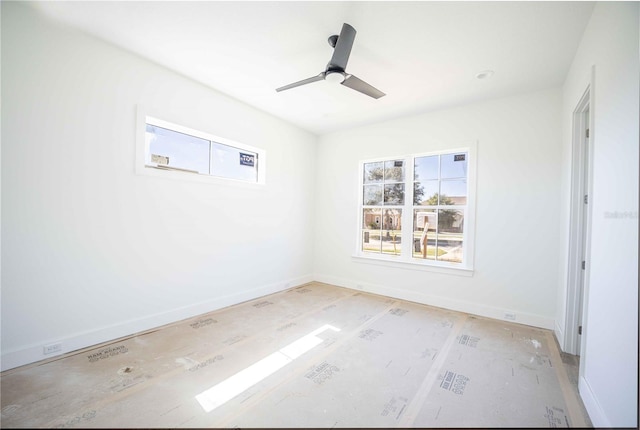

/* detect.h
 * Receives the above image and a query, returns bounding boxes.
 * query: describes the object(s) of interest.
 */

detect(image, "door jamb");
[564,83,594,356]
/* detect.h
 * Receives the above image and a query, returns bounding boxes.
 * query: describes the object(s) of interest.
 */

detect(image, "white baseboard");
[3,273,556,372]
[578,376,609,427]
[554,320,566,352]
[314,273,555,330]
[1,275,313,372]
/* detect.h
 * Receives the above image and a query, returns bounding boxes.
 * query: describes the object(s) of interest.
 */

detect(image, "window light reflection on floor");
[195,324,341,412]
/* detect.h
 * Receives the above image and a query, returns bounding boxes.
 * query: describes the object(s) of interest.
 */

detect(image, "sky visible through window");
[145,124,258,182]
[146,125,210,174]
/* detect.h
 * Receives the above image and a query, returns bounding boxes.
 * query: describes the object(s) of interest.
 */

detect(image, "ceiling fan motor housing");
[325,70,346,83]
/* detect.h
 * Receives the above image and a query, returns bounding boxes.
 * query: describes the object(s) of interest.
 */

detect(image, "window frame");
[354,143,477,275]
[135,106,266,187]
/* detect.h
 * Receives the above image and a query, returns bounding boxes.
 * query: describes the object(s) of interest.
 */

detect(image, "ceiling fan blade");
[342,75,386,99]
[328,23,356,70]
[276,73,325,92]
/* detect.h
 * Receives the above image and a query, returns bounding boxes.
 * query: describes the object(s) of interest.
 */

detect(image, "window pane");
[384,160,404,182]
[363,185,383,205]
[412,209,437,260]
[364,162,384,184]
[414,180,439,206]
[146,124,210,174]
[441,152,467,179]
[381,209,402,255]
[436,209,464,263]
[440,180,467,205]
[414,155,439,181]
[210,142,258,182]
[362,209,382,253]
[384,184,405,205]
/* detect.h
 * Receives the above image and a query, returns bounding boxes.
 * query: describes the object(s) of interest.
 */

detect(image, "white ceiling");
[33,1,595,135]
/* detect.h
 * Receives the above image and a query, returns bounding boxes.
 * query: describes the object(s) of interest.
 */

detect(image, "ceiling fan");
[276,23,386,99]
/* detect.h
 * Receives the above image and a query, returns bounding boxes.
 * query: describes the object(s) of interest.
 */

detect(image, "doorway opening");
[565,86,592,356]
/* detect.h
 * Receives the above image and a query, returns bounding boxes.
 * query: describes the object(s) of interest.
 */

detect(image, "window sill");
[351,254,474,277]
[136,165,265,188]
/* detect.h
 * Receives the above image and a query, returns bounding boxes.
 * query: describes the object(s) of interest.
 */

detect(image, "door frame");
[564,83,594,356]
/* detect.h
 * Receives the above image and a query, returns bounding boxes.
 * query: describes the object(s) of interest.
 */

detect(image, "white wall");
[557,2,638,427]
[314,88,563,329]
[4,6,637,427]
[1,2,316,370]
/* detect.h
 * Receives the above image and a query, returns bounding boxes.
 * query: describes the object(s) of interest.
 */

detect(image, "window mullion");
[401,155,414,260]
[208,140,213,176]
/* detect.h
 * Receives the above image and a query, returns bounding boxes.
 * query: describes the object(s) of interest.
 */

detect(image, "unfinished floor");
[1,282,592,428]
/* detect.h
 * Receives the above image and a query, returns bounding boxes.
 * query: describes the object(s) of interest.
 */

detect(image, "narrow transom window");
[139,113,265,185]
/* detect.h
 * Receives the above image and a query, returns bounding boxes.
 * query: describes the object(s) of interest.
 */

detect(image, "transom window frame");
[135,105,266,187]
[354,143,477,275]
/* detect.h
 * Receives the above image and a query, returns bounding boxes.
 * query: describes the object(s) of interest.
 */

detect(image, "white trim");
[0,275,313,372]
[554,320,565,352]
[314,273,554,330]
[564,71,594,356]
[3,272,560,372]
[578,376,609,427]
[351,255,473,277]
[135,105,266,187]
[355,142,477,273]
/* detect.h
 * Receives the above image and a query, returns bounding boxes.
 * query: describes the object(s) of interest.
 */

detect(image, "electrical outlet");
[504,313,516,321]
[43,343,62,355]
[356,284,364,290]
[284,282,291,289]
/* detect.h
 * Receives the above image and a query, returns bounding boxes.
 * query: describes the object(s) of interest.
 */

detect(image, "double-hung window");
[362,159,405,255]
[358,145,476,272]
